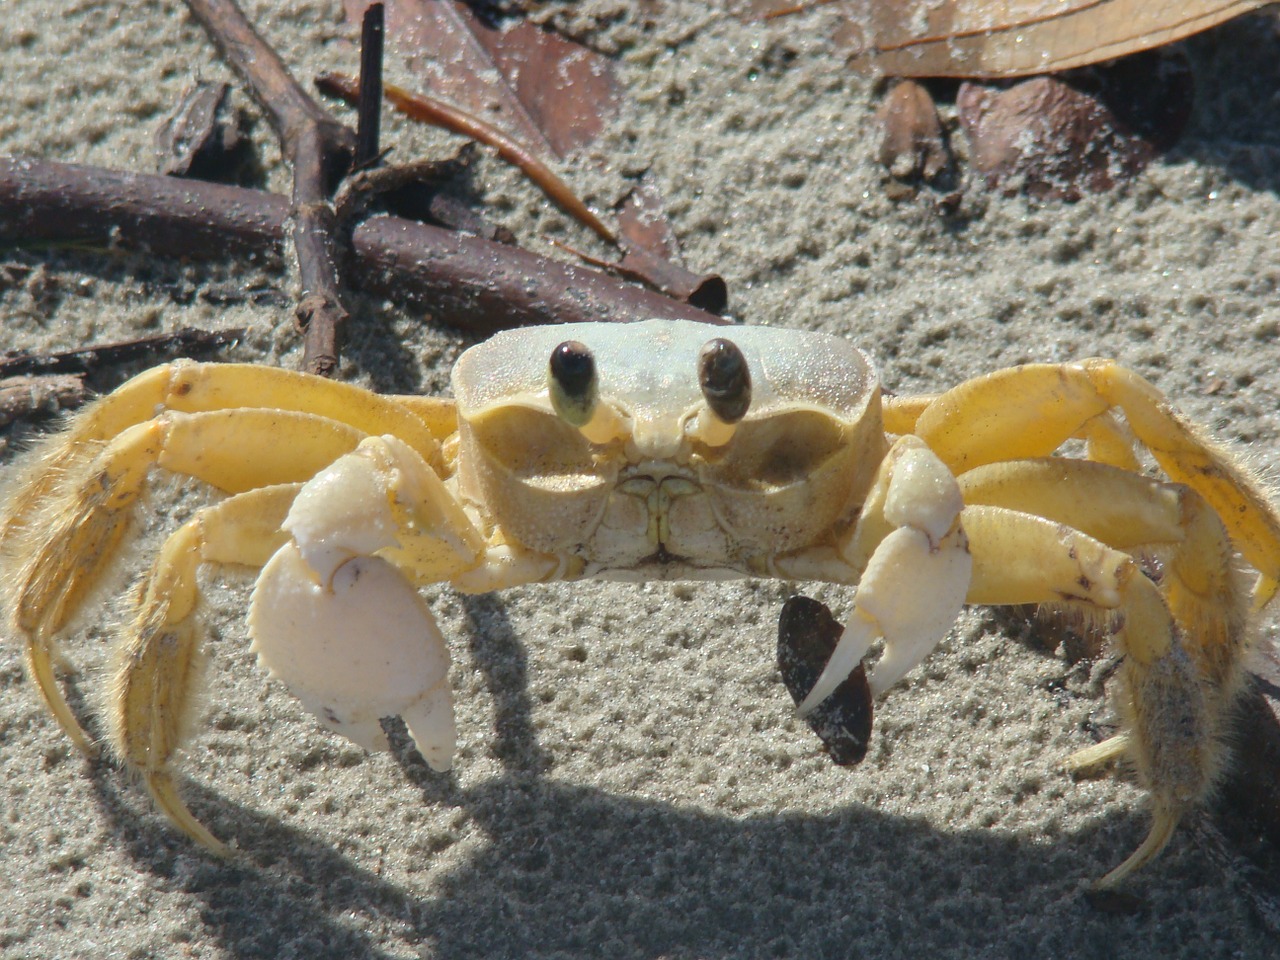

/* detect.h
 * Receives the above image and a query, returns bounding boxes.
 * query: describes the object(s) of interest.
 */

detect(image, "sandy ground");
[3,1,1280,957]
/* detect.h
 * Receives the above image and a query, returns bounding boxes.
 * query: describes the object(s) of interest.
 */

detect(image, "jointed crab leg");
[912,360,1280,605]
[959,458,1245,692]
[0,361,446,551]
[2,362,462,759]
[110,484,298,853]
[109,433,487,851]
[960,504,1213,887]
[4,408,366,751]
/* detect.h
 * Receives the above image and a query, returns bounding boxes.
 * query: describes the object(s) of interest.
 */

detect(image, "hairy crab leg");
[961,504,1214,888]
[959,458,1246,695]
[958,457,1248,864]
[115,433,488,851]
[110,484,299,853]
[0,361,446,552]
[5,408,365,752]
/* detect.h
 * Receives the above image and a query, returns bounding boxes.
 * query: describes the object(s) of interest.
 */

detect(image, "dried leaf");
[344,0,721,308]
[347,0,619,156]
[755,0,1273,79]
[957,50,1193,199]
[777,596,874,766]
[876,78,952,183]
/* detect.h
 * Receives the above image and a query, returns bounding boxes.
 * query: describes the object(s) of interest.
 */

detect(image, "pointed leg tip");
[145,770,230,857]
[1092,807,1180,891]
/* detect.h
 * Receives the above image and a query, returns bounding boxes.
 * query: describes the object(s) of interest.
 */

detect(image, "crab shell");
[451,320,887,579]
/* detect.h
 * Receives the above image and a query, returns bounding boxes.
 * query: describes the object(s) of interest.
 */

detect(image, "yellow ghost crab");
[3,317,1280,890]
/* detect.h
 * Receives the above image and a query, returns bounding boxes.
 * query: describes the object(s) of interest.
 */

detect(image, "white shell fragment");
[248,542,455,769]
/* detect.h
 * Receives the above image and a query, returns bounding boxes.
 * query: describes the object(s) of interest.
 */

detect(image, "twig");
[317,72,618,245]
[0,327,244,377]
[0,157,726,333]
[183,0,356,377]
[355,3,385,169]
[0,376,86,428]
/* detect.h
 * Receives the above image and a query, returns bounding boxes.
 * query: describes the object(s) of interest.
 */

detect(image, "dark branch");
[355,3,385,169]
[183,0,357,376]
[0,328,244,377]
[0,157,726,334]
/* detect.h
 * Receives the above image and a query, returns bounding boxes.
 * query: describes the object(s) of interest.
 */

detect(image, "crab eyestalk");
[549,340,623,443]
[690,337,751,447]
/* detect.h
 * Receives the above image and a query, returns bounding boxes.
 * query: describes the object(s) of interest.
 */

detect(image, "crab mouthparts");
[640,543,685,566]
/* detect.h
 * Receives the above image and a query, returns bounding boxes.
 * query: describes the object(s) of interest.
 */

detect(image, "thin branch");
[317,71,618,244]
[355,3,385,169]
[183,0,357,376]
[0,376,85,428]
[0,157,726,334]
[0,328,244,377]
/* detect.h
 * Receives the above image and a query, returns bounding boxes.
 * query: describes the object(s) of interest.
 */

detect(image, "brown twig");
[0,157,726,333]
[0,327,244,377]
[355,3,385,170]
[183,0,357,377]
[317,71,618,245]
[0,376,86,428]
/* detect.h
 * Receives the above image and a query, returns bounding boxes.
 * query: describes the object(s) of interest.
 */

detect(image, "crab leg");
[959,458,1246,694]
[113,434,485,852]
[960,503,1213,888]
[5,408,364,753]
[909,360,1280,607]
[0,361,447,553]
[109,483,298,852]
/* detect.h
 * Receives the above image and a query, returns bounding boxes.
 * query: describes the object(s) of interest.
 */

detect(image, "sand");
[2,1,1279,957]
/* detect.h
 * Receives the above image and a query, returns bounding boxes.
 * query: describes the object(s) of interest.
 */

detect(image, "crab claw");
[248,541,455,770]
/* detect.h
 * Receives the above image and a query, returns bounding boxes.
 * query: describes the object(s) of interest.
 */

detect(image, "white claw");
[801,442,972,714]
[796,612,875,717]
[402,684,456,772]
[248,542,455,766]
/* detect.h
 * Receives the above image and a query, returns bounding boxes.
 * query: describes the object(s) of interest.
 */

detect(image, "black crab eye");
[698,337,752,424]
[549,340,598,427]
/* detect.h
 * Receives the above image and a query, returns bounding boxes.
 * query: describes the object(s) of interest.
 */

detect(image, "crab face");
[451,320,888,578]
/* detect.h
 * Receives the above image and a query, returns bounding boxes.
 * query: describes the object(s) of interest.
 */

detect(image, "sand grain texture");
[2,2,1280,958]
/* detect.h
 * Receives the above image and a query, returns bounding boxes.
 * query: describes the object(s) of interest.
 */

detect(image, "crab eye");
[698,337,751,424]
[549,340,598,427]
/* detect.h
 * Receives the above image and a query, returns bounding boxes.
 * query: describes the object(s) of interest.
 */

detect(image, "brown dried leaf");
[777,596,874,766]
[344,0,616,156]
[344,0,720,308]
[756,0,1273,79]
[876,78,951,183]
[957,50,1193,199]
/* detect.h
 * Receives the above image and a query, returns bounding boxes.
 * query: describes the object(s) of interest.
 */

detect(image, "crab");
[3,318,1279,888]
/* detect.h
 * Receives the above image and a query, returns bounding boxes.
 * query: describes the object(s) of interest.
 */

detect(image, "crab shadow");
[76,596,1268,960]
[88,764,1249,960]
